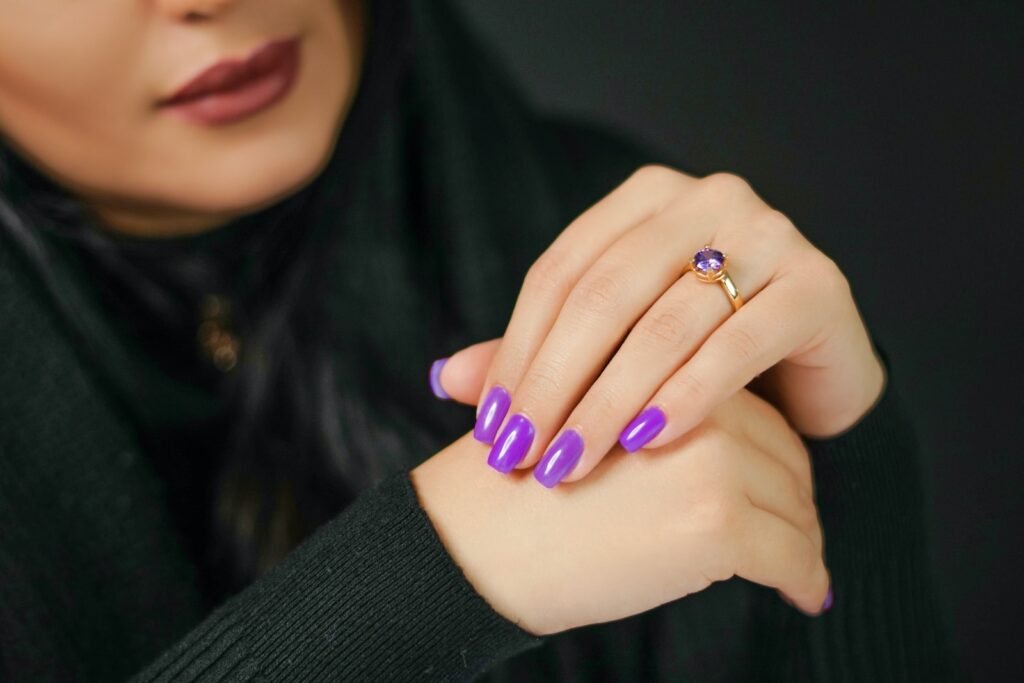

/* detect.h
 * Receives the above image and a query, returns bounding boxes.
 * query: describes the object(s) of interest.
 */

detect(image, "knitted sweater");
[0,1,964,681]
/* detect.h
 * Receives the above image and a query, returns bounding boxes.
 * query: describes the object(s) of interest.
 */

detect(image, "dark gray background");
[452,2,1023,679]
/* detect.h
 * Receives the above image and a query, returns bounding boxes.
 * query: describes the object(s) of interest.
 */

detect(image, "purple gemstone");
[693,247,725,274]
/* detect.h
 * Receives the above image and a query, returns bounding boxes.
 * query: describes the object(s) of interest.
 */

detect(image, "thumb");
[429,338,502,405]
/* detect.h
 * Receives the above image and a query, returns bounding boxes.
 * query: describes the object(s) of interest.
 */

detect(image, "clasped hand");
[420,165,884,629]
[436,165,885,484]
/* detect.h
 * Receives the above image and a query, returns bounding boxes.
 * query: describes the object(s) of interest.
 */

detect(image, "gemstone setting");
[692,246,726,277]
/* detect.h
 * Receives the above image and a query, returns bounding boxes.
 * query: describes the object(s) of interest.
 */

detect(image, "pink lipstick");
[157,36,301,126]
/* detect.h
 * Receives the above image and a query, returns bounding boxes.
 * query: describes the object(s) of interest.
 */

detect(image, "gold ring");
[686,245,744,311]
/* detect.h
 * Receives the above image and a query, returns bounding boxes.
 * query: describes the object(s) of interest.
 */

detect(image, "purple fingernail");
[534,429,584,488]
[618,406,667,452]
[474,385,511,444]
[429,358,450,400]
[487,413,535,473]
[822,584,835,612]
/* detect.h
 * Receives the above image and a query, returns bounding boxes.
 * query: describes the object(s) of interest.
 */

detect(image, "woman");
[0,0,963,681]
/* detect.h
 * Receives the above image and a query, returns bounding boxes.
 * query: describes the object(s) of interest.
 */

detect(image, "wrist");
[411,434,545,635]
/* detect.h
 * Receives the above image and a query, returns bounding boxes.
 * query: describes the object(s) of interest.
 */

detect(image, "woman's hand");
[435,165,885,487]
[411,387,831,636]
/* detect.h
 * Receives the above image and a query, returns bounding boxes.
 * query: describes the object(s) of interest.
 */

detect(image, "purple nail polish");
[534,429,584,488]
[487,413,535,473]
[618,406,667,452]
[429,358,450,400]
[474,386,512,445]
[822,584,834,612]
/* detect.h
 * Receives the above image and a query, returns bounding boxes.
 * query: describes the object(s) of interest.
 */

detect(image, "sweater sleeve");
[749,347,966,682]
[129,468,545,683]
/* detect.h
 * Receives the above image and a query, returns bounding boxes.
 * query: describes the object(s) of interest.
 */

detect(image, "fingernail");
[821,583,835,613]
[534,429,584,488]
[474,385,511,444]
[618,406,667,452]
[429,358,450,400]
[487,413,535,473]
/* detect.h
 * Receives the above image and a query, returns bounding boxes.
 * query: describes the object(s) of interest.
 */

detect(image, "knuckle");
[753,208,796,236]
[520,357,566,402]
[688,429,740,482]
[718,325,762,364]
[697,424,738,459]
[567,269,626,319]
[674,368,710,407]
[778,432,816,492]
[807,253,851,300]
[701,171,753,201]
[582,384,626,429]
[798,543,823,582]
[696,495,738,534]
[631,163,685,190]
[806,517,824,554]
[796,483,817,514]
[795,491,819,533]
[524,250,573,300]
[636,299,700,352]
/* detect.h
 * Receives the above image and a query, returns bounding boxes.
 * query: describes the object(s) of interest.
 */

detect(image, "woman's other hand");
[433,165,885,488]
[411,387,831,636]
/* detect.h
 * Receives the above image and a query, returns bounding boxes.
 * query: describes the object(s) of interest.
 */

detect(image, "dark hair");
[0,0,428,603]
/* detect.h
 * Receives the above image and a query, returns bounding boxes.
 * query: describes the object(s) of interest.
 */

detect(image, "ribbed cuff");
[134,468,544,682]
[804,375,929,568]
[762,350,966,682]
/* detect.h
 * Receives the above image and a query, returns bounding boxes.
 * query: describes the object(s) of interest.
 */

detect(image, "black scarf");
[0,0,657,604]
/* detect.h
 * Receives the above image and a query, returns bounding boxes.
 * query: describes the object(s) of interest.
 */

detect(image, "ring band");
[686,245,744,311]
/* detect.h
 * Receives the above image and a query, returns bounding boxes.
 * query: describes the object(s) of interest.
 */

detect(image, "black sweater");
[0,1,964,680]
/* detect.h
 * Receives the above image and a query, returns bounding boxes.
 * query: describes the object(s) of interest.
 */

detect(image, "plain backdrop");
[451,2,1023,679]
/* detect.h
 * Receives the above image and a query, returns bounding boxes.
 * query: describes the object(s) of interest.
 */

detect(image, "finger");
[736,506,831,616]
[640,271,818,450]
[472,166,696,443]
[721,396,822,557]
[485,192,730,474]
[431,339,502,404]
[739,444,820,554]
[718,390,814,499]
[544,224,795,485]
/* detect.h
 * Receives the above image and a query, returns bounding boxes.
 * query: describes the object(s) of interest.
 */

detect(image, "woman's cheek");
[0,3,148,195]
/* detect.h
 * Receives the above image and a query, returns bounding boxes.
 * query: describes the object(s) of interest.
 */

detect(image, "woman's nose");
[153,0,238,21]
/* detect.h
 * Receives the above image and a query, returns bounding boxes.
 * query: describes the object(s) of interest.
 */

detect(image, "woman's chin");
[91,146,333,236]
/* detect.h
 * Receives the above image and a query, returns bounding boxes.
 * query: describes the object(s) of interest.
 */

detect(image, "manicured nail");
[821,583,835,612]
[474,386,511,445]
[618,406,667,452]
[429,358,450,400]
[534,429,584,488]
[487,413,535,473]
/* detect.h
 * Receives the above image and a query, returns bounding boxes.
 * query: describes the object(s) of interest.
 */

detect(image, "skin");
[0,0,367,237]
[0,1,833,625]
[414,359,830,634]
[438,166,886,486]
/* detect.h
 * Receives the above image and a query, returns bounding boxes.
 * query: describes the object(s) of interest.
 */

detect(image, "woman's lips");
[157,37,301,126]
